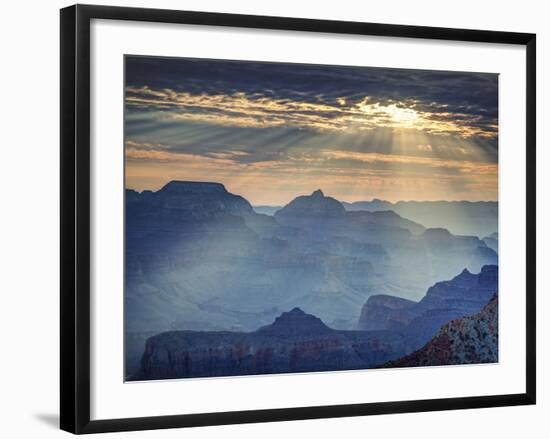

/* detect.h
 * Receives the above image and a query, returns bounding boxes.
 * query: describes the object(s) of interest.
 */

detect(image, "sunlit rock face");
[385,295,498,367]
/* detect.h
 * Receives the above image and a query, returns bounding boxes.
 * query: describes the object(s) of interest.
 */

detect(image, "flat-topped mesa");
[256,307,333,337]
[275,189,345,219]
[422,227,453,239]
[159,180,228,195]
[148,180,253,215]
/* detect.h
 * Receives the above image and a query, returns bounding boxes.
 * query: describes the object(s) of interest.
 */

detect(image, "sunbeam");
[125,56,498,204]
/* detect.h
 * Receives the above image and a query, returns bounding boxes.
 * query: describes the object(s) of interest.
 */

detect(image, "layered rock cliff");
[342,199,498,238]
[358,265,498,350]
[385,295,498,367]
[358,295,417,331]
[125,182,499,377]
[275,189,345,219]
[132,308,408,381]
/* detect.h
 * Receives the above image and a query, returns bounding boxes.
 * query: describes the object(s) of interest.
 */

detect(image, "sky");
[125,56,498,205]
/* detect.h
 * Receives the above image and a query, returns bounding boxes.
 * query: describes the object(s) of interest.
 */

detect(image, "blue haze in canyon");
[124,56,499,380]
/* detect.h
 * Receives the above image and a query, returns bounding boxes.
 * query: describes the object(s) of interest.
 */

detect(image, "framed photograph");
[60,4,536,434]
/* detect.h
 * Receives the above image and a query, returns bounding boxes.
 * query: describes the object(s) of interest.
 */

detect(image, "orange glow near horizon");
[124,62,498,205]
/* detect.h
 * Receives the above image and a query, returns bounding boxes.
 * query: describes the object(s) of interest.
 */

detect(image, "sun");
[384,104,419,125]
[357,98,420,129]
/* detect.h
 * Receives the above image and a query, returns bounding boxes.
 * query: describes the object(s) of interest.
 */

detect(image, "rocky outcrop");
[131,308,408,380]
[385,295,498,367]
[276,190,425,235]
[358,265,498,351]
[125,183,395,349]
[483,232,498,253]
[275,189,345,220]
[257,307,334,336]
[125,182,264,278]
[419,228,486,251]
[274,191,496,278]
[125,182,499,378]
[348,210,425,235]
[416,265,497,313]
[342,199,498,238]
[358,295,417,331]
[129,180,254,217]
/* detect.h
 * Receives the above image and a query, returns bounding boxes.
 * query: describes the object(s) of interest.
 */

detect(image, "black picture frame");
[60,4,536,434]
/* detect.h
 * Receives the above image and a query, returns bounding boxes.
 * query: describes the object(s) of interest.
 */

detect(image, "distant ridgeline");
[256,198,498,238]
[125,181,498,379]
[131,265,498,380]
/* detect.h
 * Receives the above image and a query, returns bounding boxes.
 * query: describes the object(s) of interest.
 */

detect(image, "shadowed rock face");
[482,232,498,253]
[128,180,254,217]
[275,189,346,220]
[342,199,498,238]
[257,307,333,336]
[125,182,498,377]
[131,308,408,381]
[385,295,498,367]
[275,189,425,236]
[358,295,417,331]
[358,265,498,351]
[130,267,499,380]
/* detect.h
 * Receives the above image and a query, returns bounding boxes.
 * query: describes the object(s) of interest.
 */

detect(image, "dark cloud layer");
[126,56,498,125]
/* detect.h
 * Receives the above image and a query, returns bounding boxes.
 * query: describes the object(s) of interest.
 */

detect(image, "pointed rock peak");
[311,189,325,198]
[256,308,332,336]
[451,267,476,284]
[275,189,345,218]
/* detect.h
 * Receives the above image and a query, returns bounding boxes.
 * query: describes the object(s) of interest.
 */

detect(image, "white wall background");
[0,0,546,437]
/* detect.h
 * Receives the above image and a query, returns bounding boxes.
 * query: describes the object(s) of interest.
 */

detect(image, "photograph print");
[124,56,499,381]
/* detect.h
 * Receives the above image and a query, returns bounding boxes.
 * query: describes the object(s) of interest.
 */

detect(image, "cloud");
[124,57,499,202]
[417,144,433,151]
[125,140,282,170]
[126,86,497,140]
[125,57,498,121]
[125,141,498,204]
[126,140,497,179]
[318,150,498,176]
